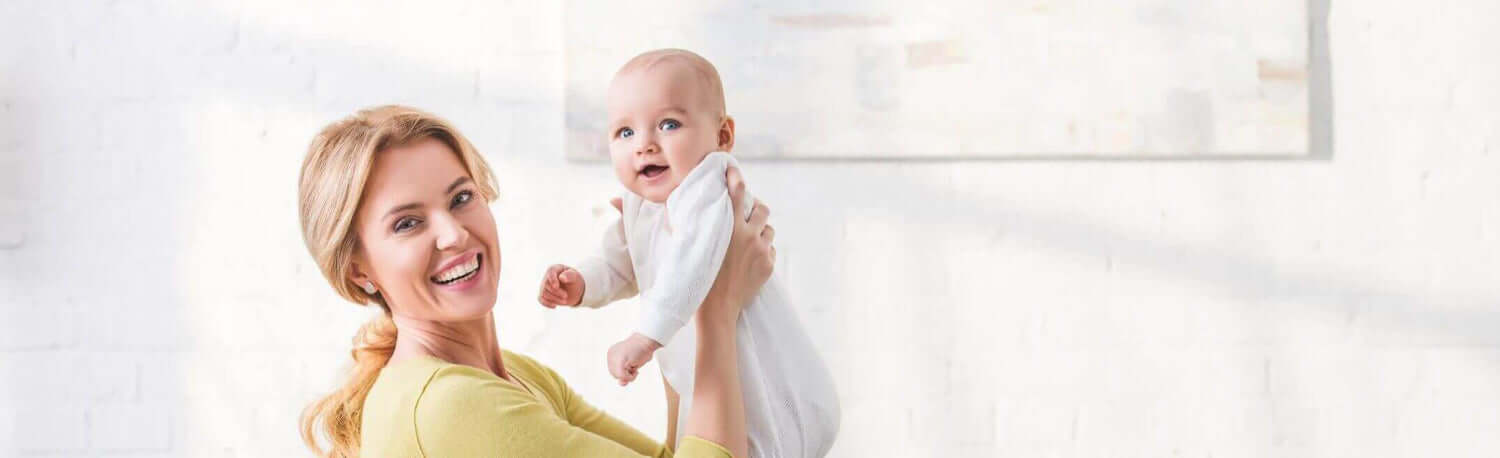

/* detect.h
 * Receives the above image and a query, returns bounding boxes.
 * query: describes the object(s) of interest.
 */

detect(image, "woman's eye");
[393,217,420,233]
[659,119,681,131]
[616,127,634,139]
[451,190,473,208]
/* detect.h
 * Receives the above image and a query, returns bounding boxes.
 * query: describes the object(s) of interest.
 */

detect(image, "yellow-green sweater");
[361,350,731,457]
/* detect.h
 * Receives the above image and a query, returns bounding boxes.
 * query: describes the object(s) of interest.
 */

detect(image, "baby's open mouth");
[640,164,669,178]
[431,253,482,285]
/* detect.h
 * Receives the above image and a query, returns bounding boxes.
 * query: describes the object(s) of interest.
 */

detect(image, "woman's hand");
[699,164,775,328]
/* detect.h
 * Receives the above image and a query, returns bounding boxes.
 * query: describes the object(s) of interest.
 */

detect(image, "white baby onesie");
[575,152,841,458]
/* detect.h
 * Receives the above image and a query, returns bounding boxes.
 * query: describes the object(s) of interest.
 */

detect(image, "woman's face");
[348,137,500,322]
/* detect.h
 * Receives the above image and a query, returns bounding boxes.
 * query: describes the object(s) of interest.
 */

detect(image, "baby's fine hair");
[616,48,727,117]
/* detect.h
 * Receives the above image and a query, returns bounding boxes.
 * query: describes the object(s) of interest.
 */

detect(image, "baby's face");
[606,62,724,203]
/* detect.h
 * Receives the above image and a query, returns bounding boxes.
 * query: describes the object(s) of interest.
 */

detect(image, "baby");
[538,49,840,458]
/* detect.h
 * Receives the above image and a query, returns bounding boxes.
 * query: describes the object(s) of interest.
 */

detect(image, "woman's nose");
[432,212,470,251]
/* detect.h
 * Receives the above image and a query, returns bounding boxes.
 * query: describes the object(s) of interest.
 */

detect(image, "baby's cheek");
[612,164,639,191]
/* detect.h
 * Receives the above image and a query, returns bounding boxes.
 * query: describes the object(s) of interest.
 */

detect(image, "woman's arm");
[683,298,748,457]
[680,165,775,458]
[664,375,680,451]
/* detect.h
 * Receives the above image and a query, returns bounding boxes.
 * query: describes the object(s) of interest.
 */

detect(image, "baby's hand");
[537,264,585,308]
[608,333,662,386]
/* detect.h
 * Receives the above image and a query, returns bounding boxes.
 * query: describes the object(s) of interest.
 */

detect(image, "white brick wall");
[2,0,1497,456]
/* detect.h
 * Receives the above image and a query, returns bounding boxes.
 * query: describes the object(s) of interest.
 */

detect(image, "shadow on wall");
[805,161,1497,452]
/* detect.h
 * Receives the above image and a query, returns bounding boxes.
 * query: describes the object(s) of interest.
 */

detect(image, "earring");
[361,281,377,295]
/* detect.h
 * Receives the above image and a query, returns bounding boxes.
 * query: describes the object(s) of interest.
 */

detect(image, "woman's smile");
[430,251,485,292]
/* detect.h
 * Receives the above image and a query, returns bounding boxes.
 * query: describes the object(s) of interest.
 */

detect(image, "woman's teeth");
[432,255,480,284]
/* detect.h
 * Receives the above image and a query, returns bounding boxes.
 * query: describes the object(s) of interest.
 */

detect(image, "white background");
[1,0,1497,456]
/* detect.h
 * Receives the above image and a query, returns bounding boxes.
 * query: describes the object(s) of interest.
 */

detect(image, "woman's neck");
[389,312,507,379]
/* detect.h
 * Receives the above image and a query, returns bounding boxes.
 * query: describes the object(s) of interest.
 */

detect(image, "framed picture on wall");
[565,1,1309,159]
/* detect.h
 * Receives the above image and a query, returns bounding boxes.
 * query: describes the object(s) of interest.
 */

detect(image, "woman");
[296,105,774,457]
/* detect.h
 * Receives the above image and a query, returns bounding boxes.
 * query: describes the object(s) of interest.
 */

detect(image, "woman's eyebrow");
[383,202,421,221]
[383,177,473,221]
[446,176,471,194]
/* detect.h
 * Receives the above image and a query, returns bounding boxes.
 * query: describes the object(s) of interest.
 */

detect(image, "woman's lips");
[431,253,483,291]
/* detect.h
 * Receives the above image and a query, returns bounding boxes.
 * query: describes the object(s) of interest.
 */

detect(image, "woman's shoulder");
[407,355,532,409]
[363,354,543,454]
[371,355,487,397]
[363,356,511,455]
[392,351,566,415]
[500,349,572,398]
[396,352,582,456]
[366,355,526,426]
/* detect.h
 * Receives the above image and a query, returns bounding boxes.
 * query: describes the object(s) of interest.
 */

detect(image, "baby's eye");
[616,127,634,139]
[659,119,681,131]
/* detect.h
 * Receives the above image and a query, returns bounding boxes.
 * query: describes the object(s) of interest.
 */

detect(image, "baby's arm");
[634,153,748,347]
[539,198,639,309]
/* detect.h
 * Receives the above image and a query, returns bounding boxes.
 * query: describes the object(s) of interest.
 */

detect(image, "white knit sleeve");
[635,153,745,345]
[575,200,638,308]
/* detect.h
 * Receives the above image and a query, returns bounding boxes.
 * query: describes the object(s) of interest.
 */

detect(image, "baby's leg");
[740,286,842,458]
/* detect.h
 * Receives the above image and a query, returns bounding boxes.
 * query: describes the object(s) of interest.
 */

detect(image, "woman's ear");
[717,116,735,152]
[346,253,376,295]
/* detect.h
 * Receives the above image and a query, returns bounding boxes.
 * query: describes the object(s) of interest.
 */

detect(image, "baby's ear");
[717,116,735,152]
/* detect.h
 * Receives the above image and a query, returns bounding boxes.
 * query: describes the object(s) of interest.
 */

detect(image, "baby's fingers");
[608,356,628,380]
[539,281,562,301]
[543,282,561,306]
[560,268,583,285]
[619,364,639,385]
[546,265,568,288]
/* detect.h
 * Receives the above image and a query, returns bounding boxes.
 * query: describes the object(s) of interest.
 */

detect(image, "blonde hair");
[296,105,498,457]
